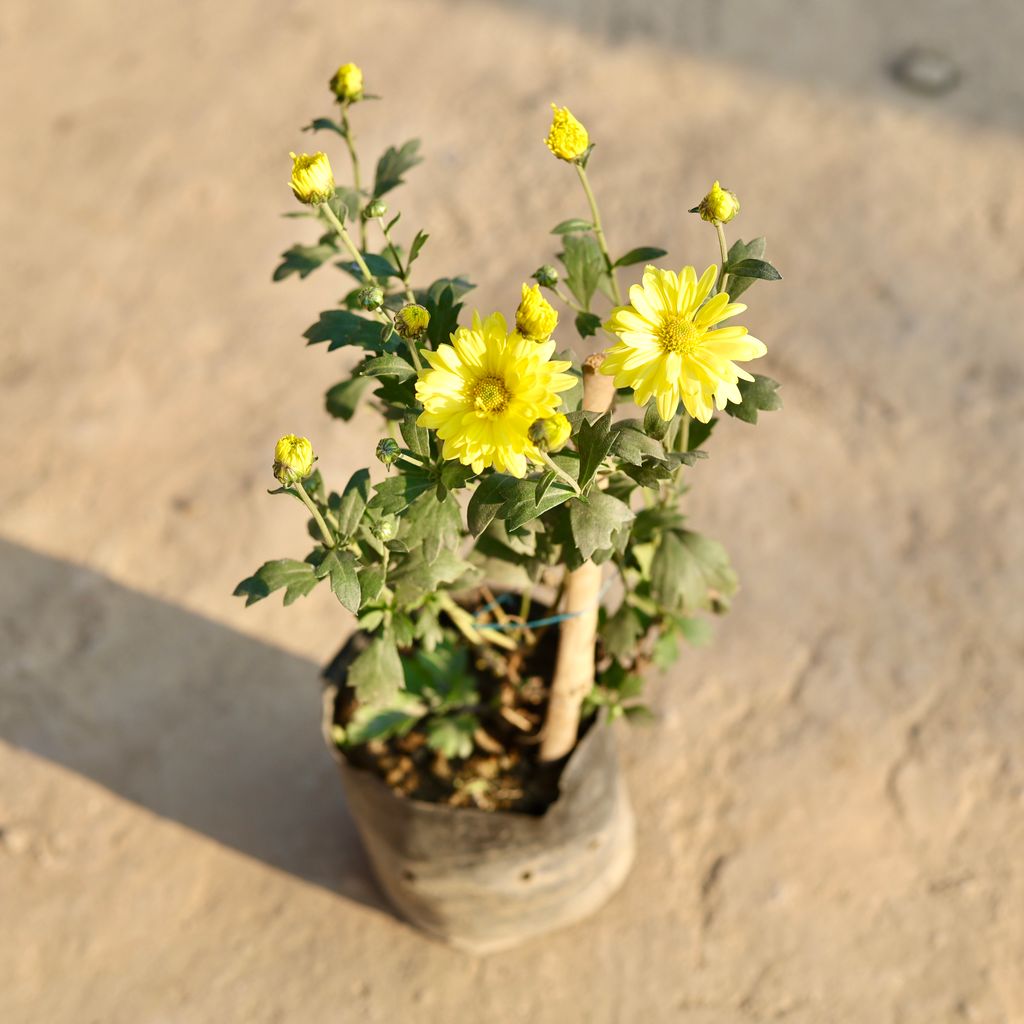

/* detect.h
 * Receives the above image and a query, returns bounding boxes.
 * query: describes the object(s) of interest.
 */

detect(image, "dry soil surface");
[2,1,1023,1021]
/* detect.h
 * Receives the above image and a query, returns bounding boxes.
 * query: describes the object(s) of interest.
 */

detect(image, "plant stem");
[550,284,584,314]
[574,162,623,305]
[715,221,730,296]
[538,452,581,495]
[319,202,375,285]
[293,479,335,549]
[340,106,367,250]
[377,216,418,305]
[380,304,423,372]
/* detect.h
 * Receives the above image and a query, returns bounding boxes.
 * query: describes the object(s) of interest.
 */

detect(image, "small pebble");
[891,47,961,96]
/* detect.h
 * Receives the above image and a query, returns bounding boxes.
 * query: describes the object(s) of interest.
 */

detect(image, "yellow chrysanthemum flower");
[515,282,559,341]
[330,62,364,102]
[273,434,315,484]
[289,151,335,205]
[545,104,589,161]
[415,312,576,477]
[601,265,767,423]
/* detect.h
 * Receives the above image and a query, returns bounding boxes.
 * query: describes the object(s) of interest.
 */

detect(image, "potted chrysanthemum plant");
[236,66,782,953]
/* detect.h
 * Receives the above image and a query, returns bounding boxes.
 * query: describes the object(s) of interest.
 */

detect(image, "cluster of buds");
[273,434,315,485]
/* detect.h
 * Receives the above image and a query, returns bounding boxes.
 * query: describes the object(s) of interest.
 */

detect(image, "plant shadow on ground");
[0,538,386,913]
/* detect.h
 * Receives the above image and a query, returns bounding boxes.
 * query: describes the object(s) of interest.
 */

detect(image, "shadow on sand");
[0,538,386,913]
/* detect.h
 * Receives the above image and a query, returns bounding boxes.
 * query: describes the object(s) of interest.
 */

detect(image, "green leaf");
[407,230,429,268]
[336,251,402,282]
[552,218,594,234]
[341,704,424,747]
[569,493,635,562]
[643,401,672,441]
[725,257,781,281]
[613,246,668,268]
[610,420,665,466]
[335,469,371,538]
[304,310,382,351]
[574,311,602,338]
[369,469,434,515]
[724,374,782,424]
[273,239,338,281]
[651,530,738,612]
[575,412,615,488]
[399,411,431,457]
[373,139,423,197]
[723,237,767,299]
[558,233,607,310]
[422,283,462,348]
[390,549,478,607]
[358,565,386,605]
[359,353,416,380]
[504,479,577,532]
[326,188,362,223]
[401,491,462,563]
[314,549,360,613]
[467,474,514,537]
[686,416,717,450]
[347,628,404,705]
[302,116,348,139]
[426,713,477,759]
[438,462,476,493]
[325,376,373,421]
[602,603,644,661]
[233,559,320,607]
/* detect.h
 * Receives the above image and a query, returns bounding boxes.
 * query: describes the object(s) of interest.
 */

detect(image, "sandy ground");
[2,0,1024,1020]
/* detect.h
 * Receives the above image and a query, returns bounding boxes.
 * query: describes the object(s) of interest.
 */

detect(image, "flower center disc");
[470,375,511,414]
[659,314,703,356]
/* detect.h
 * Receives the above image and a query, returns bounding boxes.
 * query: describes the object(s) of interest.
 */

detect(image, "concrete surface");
[2,0,1023,1020]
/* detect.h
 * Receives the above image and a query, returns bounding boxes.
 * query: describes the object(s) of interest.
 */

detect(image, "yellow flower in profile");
[698,181,740,224]
[515,283,559,341]
[415,312,576,477]
[289,151,335,205]
[601,265,766,423]
[273,434,315,484]
[330,62,364,102]
[545,104,589,161]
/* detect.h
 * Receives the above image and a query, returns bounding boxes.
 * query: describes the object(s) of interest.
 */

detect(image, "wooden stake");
[539,354,615,762]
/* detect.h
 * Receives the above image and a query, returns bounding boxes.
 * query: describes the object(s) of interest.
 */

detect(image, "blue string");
[475,578,616,632]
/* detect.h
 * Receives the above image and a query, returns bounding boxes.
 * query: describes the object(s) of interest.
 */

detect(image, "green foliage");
[348,628,403,704]
[614,246,667,268]
[325,376,373,420]
[233,558,319,607]
[273,238,338,281]
[373,140,423,197]
[304,310,385,351]
[724,374,783,424]
[558,233,607,310]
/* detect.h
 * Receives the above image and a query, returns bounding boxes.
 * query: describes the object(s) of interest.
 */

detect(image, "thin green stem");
[551,284,584,314]
[538,452,581,495]
[319,202,376,284]
[340,106,367,250]
[715,221,730,296]
[574,163,623,305]
[377,216,417,305]
[293,479,335,549]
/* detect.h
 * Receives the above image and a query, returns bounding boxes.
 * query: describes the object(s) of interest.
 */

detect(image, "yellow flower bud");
[529,413,572,454]
[395,303,430,340]
[330,62,364,103]
[697,180,740,224]
[273,434,315,485]
[545,104,589,162]
[515,283,559,342]
[289,151,335,206]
